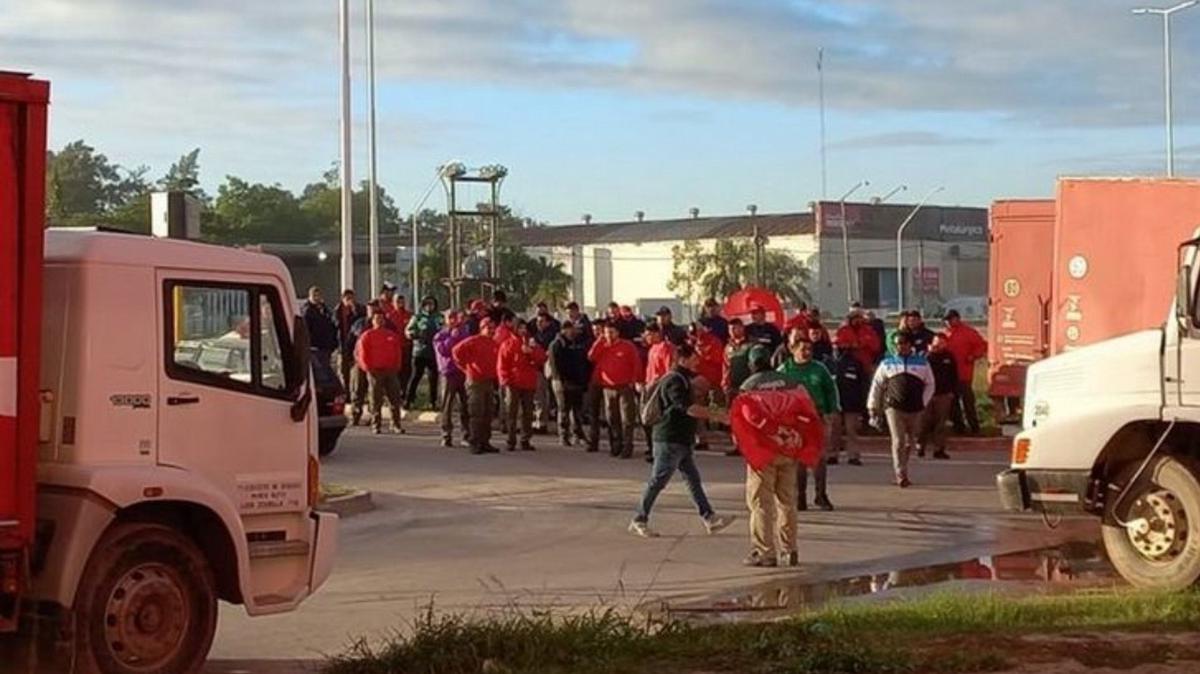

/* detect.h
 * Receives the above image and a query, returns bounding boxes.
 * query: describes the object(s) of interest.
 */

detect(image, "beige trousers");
[746,455,800,558]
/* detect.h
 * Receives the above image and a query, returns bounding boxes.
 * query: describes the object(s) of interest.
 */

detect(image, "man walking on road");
[355,311,406,435]
[434,310,471,448]
[548,320,590,447]
[868,333,935,487]
[405,296,443,410]
[778,339,838,511]
[452,318,502,455]
[921,333,957,460]
[629,344,735,538]
[498,319,548,452]
[738,347,803,567]
[589,321,642,458]
[943,310,988,435]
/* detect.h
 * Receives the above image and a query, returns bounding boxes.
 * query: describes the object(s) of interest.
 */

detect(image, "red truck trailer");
[0,71,48,634]
[986,200,1055,415]
[1051,177,1200,354]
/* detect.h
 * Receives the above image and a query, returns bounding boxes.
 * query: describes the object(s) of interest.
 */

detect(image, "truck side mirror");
[1178,263,1194,322]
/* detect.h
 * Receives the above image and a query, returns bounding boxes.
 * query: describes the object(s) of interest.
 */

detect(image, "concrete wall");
[815,239,988,315]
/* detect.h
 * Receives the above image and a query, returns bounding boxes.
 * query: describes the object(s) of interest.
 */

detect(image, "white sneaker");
[704,514,735,534]
[628,520,659,538]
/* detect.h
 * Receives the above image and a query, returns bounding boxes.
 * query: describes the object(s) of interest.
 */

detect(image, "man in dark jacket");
[629,344,735,538]
[699,297,729,344]
[342,299,376,425]
[405,296,443,410]
[827,333,867,466]
[488,290,517,325]
[745,304,783,352]
[335,289,367,392]
[655,306,688,347]
[564,301,594,345]
[302,286,339,368]
[920,333,957,460]
[548,321,590,446]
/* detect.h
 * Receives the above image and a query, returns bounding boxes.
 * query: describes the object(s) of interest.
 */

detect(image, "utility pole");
[896,186,945,312]
[818,47,828,200]
[748,204,763,286]
[338,0,354,292]
[366,0,380,293]
[1132,1,1198,177]
[837,180,869,305]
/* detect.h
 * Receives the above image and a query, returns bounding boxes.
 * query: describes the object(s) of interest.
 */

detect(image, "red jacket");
[841,322,880,371]
[380,302,410,352]
[498,338,548,391]
[452,334,499,382]
[589,338,642,388]
[731,388,825,471]
[694,332,724,389]
[945,323,987,383]
[355,327,403,373]
[493,323,514,345]
[645,341,676,385]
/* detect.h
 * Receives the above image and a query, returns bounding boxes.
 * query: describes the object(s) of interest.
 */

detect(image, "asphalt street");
[208,422,1076,663]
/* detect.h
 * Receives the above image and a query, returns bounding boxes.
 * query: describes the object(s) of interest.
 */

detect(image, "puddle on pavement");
[655,539,1119,623]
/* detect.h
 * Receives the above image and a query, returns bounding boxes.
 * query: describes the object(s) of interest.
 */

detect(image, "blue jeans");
[634,441,715,523]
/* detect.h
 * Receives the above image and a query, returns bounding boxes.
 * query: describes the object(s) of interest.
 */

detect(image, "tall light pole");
[896,186,945,312]
[338,0,354,292]
[817,47,828,199]
[874,184,908,205]
[748,204,763,286]
[1133,1,1198,177]
[405,165,452,303]
[366,0,381,293]
[837,180,869,305]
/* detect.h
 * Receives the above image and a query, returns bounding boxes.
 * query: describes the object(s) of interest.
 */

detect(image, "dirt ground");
[929,631,1200,674]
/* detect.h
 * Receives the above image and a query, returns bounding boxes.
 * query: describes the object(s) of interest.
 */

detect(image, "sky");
[4,0,1200,225]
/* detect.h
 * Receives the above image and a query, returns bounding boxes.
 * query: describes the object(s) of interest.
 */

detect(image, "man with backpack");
[629,344,735,538]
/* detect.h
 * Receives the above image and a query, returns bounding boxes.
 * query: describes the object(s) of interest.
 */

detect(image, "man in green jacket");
[778,339,837,511]
[405,296,444,409]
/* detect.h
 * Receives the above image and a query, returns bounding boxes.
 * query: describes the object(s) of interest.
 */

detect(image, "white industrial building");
[509,201,989,319]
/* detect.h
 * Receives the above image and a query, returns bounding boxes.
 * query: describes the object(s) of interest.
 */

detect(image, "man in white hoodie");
[867,332,935,488]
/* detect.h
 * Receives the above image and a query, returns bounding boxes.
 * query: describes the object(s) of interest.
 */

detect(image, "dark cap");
[944,309,961,321]
[566,301,580,310]
[655,306,673,316]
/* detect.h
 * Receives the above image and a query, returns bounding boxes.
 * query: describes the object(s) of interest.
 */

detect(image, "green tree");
[669,239,813,309]
[158,148,207,201]
[205,176,309,244]
[45,140,148,227]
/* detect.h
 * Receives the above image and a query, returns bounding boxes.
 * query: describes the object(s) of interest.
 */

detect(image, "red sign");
[913,267,940,293]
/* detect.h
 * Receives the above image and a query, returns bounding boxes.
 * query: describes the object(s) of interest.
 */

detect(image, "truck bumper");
[309,510,338,592]
[997,468,1092,513]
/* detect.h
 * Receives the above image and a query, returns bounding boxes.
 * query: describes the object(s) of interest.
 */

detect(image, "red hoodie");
[498,338,548,391]
[645,341,676,385]
[694,331,725,389]
[589,337,642,388]
[355,327,403,373]
[945,322,987,383]
[493,322,514,345]
[452,334,499,382]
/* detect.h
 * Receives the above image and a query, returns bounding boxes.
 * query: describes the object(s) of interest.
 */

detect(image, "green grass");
[322,591,1200,674]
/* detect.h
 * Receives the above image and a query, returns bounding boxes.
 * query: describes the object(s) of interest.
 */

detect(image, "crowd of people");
[300,283,989,567]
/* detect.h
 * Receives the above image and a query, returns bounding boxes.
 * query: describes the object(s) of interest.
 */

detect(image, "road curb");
[317,489,375,517]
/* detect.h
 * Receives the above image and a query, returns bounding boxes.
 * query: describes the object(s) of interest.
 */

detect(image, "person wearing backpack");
[629,344,735,538]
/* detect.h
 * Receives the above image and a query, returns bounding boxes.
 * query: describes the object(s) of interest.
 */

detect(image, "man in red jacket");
[452,318,501,454]
[589,320,642,458]
[943,310,988,435]
[498,319,548,451]
[354,311,406,435]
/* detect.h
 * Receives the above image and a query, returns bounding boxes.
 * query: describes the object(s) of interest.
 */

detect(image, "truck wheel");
[73,522,217,674]
[1102,455,1200,591]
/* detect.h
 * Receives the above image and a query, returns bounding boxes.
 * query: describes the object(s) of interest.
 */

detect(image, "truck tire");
[72,522,217,674]
[1102,455,1200,591]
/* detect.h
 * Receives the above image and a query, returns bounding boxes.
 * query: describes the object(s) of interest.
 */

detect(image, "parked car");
[312,352,348,456]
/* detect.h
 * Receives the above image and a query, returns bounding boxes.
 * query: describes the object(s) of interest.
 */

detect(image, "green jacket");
[652,367,698,446]
[406,311,444,359]
[777,359,839,415]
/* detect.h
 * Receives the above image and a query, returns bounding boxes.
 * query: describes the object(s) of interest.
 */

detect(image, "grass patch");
[319,482,357,501]
[322,590,1200,674]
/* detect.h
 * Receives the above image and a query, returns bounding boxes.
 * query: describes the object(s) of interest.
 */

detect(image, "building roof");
[507,212,815,247]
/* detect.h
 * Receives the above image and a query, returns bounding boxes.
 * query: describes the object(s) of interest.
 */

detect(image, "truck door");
[155,274,311,542]
[1173,244,1200,410]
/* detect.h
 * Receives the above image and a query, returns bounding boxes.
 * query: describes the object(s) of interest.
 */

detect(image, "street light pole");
[366,0,381,293]
[896,186,945,312]
[338,0,354,292]
[837,180,869,305]
[1133,1,1198,177]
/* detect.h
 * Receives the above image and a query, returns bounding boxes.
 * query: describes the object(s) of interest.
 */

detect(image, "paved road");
[208,423,1075,663]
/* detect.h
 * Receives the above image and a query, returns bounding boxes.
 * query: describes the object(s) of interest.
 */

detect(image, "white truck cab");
[999,233,1200,590]
[32,228,337,673]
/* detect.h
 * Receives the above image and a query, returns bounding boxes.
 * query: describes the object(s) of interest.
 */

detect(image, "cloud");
[831,131,994,150]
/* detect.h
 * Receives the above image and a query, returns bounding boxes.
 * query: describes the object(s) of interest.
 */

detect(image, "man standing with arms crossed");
[453,318,502,455]
[589,321,642,459]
